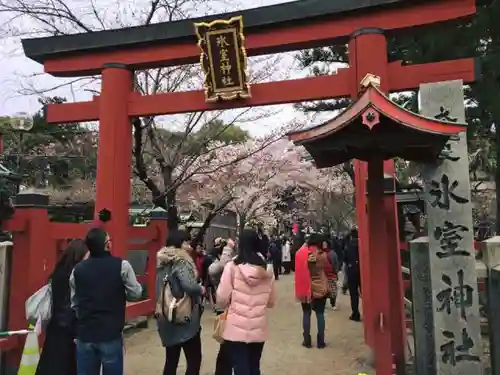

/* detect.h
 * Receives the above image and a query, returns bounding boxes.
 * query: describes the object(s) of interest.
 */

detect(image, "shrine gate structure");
[16,0,477,374]
[288,78,468,375]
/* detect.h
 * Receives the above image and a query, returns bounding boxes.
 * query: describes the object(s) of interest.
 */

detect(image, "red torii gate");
[20,0,476,373]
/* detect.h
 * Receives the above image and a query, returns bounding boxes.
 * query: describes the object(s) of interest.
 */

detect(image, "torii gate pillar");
[349,29,407,375]
[95,63,133,258]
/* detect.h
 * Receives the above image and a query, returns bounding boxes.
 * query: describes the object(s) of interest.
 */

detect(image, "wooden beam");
[47,73,351,123]
[46,100,99,124]
[388,59,478,91]
[46,58,476,124]
[43,0,475,77]
[129,73,352,117]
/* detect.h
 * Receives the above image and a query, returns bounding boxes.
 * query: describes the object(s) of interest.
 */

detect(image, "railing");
[0,196,168,371]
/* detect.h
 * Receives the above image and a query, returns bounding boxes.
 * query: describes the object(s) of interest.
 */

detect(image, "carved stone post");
[410,80,482,375]
[483,236,500,375]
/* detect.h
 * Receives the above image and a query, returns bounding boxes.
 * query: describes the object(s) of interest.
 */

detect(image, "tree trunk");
[191,198,234,248]
[495,127,500,234]
[191,211,217,248]
[166,189,179,233]
[238,213,247,236]
[343,161,355,186]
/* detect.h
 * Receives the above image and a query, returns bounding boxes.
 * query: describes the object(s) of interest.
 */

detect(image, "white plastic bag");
[266,262,273,274]
[25,284,52,325]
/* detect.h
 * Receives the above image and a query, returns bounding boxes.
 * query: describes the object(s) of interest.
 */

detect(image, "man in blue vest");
[70,227,143,375]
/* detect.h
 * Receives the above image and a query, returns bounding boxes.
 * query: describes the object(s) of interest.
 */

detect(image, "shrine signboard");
[194,16,251,102]
[411,80,482,375]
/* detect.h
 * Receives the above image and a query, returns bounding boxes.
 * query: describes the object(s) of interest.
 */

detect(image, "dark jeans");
[163,333,202,375]
[76,337,123,375]
[301,298,327,338]
[347,266,361,317]
[283,261,291,274]
[227,341,264,375]
[272,262,281,280]
[215,311,231,375]
[215,341,231,375]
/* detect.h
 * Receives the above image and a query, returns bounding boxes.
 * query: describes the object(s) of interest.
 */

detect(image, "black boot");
[317,334,326,349]
[349,313,361,322]
[302,334,312,348]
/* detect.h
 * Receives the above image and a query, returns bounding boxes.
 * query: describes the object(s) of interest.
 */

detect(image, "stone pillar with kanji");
[410,80,482,375]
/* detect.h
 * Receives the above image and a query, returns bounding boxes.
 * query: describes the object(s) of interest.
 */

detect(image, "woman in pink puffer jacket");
[216,228,277,375]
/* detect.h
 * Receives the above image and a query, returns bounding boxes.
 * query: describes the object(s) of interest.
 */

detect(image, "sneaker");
[333,306,338,311]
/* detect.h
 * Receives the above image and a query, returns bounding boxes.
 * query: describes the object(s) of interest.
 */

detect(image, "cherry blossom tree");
[1,0,293,233]
[184,138,352,236]
[301,169,355,232]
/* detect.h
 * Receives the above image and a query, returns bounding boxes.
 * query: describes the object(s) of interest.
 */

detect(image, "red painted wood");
[6,208,55,367]
[136,275,148,284]
[51,222,90,239]
[42,0,475,76]
[368,158,394,375]
[46,99,99,123]
[9,1,476,372]
[354,160,371,343]
[478,280,485,292]
[383,161,407,375]
[1,204,166,361]
[288,85,466,143]
[348,31,407,375]
[4,215,27,232]
[387,59,476,91]
[129,225,158,240]
[354,31,400,375]
[45,59,476,124]
[0,336,20,351]
[126,300,155,320]
[96,66,133,260]
[348,32,372,347]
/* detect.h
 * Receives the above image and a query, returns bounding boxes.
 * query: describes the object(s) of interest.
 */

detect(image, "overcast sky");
[0,0,336,137]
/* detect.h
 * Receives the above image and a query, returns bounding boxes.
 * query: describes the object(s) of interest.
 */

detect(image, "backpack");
[307,248,328,299]
[155,269,193,324]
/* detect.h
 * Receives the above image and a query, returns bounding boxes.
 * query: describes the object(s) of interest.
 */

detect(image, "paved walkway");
[124,274,373,375]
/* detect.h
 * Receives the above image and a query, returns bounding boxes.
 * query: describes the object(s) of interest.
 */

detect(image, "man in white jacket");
[208,239,236,293]
[281,236,292,274]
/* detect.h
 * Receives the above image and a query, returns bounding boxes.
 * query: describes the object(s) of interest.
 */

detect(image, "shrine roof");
[288,83,466,168]
[22,0,425,64]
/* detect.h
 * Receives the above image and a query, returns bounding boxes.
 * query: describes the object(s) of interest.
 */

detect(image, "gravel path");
[124,274,373,375]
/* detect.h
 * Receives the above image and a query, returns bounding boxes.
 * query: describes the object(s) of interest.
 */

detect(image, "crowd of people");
[33,218,361,375]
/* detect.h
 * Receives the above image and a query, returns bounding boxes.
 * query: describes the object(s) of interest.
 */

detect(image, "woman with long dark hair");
[216,229,277,375]
[36,239,88,375]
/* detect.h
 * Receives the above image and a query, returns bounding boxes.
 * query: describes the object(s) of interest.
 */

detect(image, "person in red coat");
[193,243,205,282]
[294,234,329,348]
